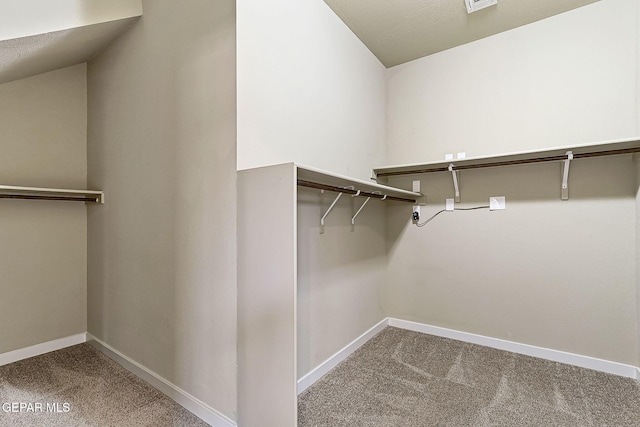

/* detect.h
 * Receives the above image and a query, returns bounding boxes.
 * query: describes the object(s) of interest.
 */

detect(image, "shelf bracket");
[320,186,352,234]
[561,151,573,201]
[351,197,372,231]
[449,164,460,202]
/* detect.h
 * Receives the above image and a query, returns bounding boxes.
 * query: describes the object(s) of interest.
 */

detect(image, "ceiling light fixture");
[465,0,497,13]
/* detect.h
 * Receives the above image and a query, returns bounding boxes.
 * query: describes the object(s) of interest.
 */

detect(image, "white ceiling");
[324,0,599,67]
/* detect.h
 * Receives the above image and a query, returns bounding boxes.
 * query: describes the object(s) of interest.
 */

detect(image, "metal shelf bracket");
[449,164,460,202]
[561,151,573,200]
[351,189,379,231]
[320,186,353,234]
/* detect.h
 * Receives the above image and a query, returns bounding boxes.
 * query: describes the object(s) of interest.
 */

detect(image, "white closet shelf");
[295,163,424,204]
[372,137,640,180]
[0,185,104,203]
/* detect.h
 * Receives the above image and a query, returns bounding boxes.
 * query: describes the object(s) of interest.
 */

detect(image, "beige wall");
[87,0,237,421]
[238,164,298,427]
[0,64,87,353]
[386,156,638,365]
[386,0,638,164]
[383,0,640,367]
[637,158,640,365]
[297,187,386,377]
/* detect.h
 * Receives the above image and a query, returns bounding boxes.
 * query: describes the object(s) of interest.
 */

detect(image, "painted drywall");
[386,0,638,165]
[0,0,142,41]
[297,187,386,377]
[87,0,237,421]
[0,64,87,354]
[238,164,298,427]
[386,155,638,366]
[237,0,386,181]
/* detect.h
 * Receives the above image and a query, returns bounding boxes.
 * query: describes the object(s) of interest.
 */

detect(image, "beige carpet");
[298,327,640,426]
[0,343,209,426]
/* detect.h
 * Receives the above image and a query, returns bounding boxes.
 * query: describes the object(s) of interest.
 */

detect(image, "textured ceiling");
[324,0,599,67]
[0,18,138,85]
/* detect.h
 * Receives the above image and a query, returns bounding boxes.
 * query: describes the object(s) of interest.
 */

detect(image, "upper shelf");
[295,163,423,204]
[0,185,104,203]
[373,137,640,180]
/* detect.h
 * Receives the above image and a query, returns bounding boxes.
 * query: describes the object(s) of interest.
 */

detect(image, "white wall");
[0,0,142,41]
[237,0,386,181]
[0,65,87,354]
[384,0,640,366]
[386,157,638,365]
[387,0,638,165]
[87,0,237,421]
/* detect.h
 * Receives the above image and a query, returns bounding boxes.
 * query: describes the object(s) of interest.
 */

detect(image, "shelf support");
[561,151,573,200]
[351,196,372,231]
[449,164,460,202]
[320,186,352,234]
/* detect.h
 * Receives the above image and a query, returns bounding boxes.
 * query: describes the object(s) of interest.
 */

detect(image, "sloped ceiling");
[0,18,138,85]
[324,0,599,67]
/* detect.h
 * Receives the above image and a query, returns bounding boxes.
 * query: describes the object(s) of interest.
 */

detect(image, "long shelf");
[0,185,104,203]
[373,137,640,180]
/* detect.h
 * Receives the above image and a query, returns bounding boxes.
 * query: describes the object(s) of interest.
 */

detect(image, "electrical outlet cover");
[490,196,506,210]
[445,153,453,160]
[445,199,455,211]
[412,180,420,193]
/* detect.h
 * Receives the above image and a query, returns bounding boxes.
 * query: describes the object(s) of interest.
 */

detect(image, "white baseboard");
[0,333,87,367]
[86,334,236,427]
[297,318,389,394]
[389,318,640,380]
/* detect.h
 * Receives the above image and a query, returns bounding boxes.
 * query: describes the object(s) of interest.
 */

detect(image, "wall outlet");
[457,152,466,159]
[412,205,420,223]
[412,180,420,193]
[490,196,506,210]
[445,199,455,211]
[445,153,453,160]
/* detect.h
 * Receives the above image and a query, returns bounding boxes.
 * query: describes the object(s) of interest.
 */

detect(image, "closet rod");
[297,179,416,203]
[0,194,100,202]
[376,146,640,177]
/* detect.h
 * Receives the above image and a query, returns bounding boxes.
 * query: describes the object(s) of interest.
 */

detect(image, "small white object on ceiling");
[466,0,498,14]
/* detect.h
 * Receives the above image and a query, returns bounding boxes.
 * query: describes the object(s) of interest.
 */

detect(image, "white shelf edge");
[373,136,640,177]
[0,185,104,203]
[294,163,422,200]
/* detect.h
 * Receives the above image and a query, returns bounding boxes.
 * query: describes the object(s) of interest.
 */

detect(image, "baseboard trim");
[0,333,87,367]
[297,318,389,394]
[86,334,236,427]
[389,318,640,380]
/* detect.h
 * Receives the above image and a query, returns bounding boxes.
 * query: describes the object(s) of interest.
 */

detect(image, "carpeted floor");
[298,327,640,426]
[0,343,209,427]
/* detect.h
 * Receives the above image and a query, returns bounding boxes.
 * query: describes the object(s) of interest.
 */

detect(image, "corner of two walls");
[249,0,640,378]
[236,0,390,379]
[0,64,88,355]
[86,0,237,421]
